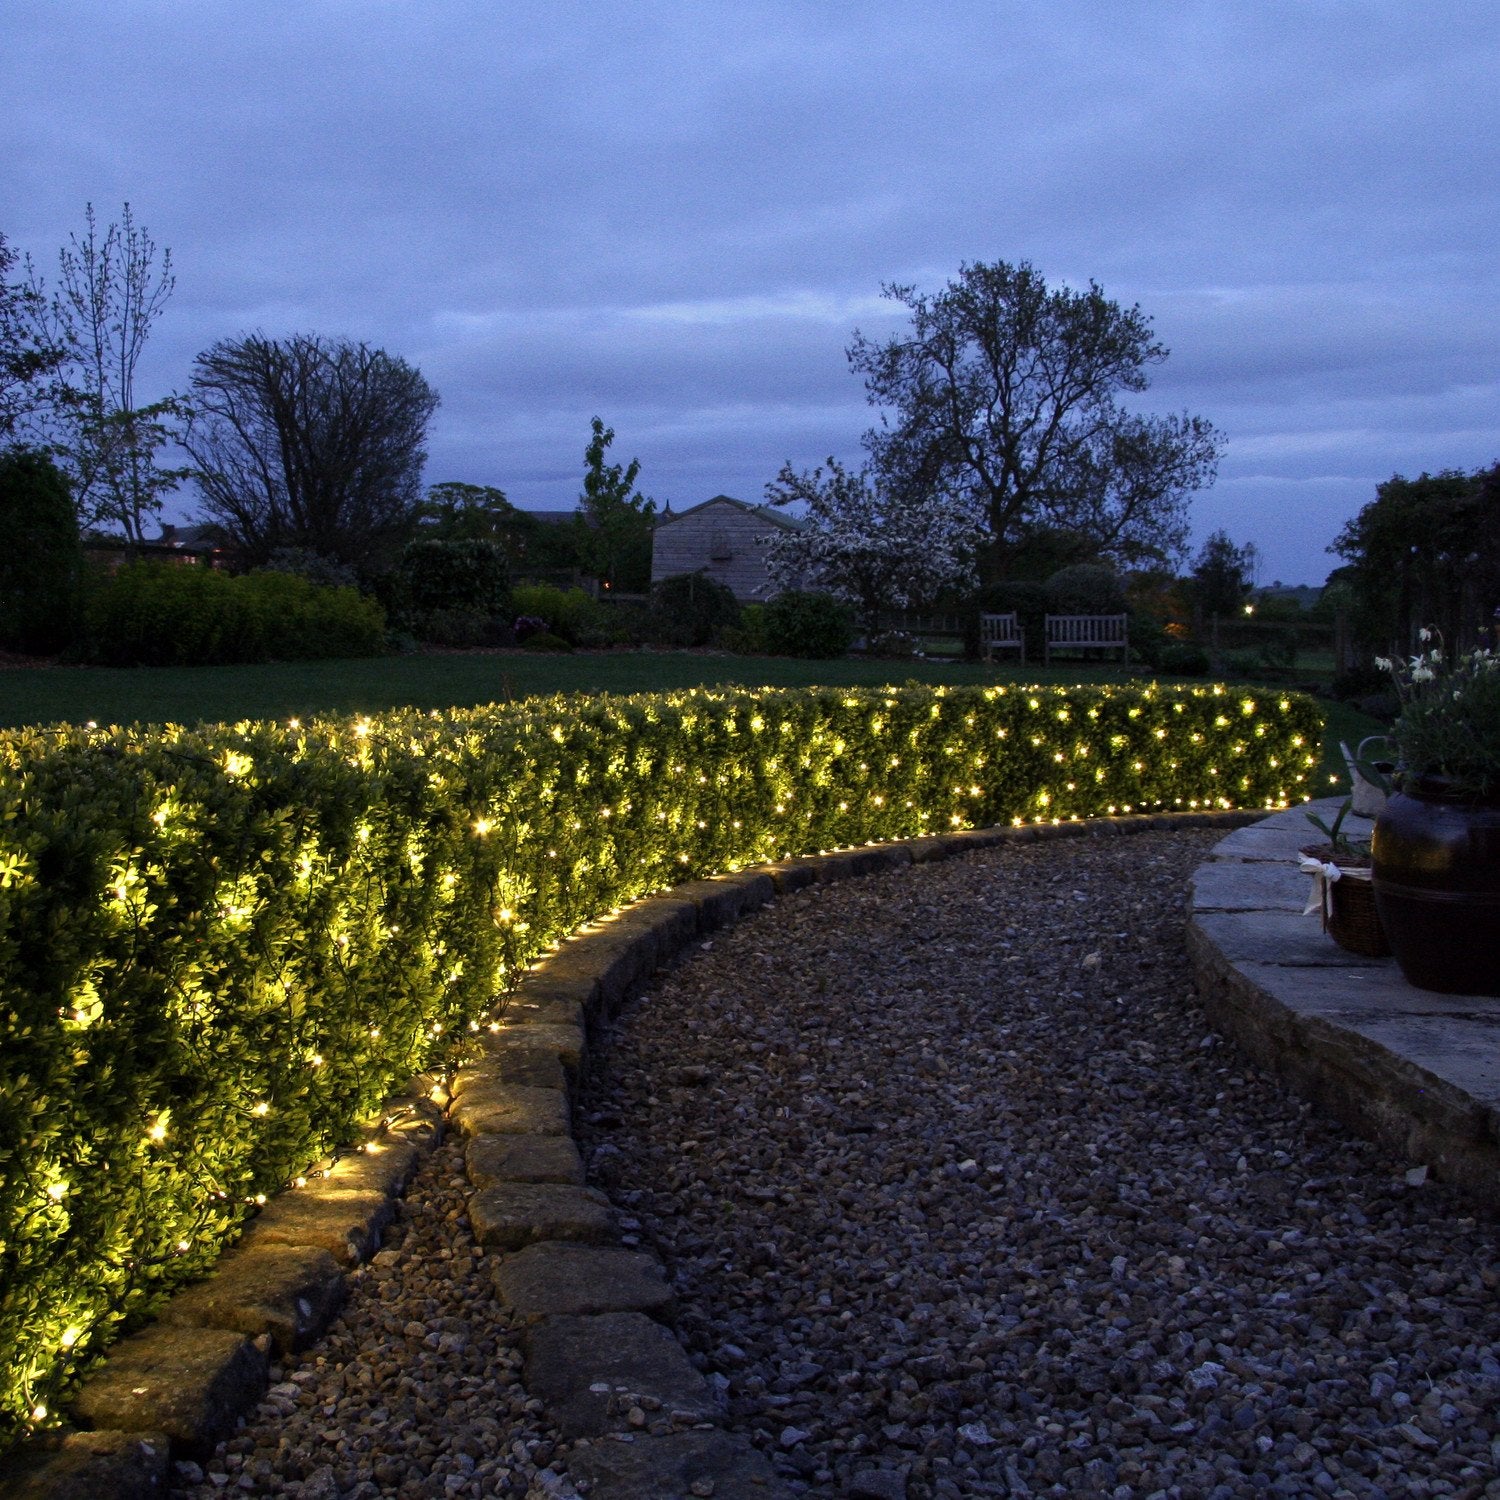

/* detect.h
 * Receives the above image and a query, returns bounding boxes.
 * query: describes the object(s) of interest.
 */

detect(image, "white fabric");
[1300,854,1343,920]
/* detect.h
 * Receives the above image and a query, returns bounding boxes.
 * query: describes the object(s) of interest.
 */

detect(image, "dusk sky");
[5,2,1497,585]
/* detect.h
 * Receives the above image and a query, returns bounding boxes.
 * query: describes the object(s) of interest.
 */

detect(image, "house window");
[708,526,731,561]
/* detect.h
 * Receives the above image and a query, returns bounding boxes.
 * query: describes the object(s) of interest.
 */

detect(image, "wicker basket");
[1301,843,1390,957]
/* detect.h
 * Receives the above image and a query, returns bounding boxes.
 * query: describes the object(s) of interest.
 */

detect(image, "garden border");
[3,808,1258,1500]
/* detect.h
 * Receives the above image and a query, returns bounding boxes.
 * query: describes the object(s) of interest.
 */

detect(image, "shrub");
[722,604,768,656]
[0,680,1323,1445]
[0,448,82,656]
[395,539,509,616]
[760,590,854,658]
[647,572,741,647]
[510,584,600,646]
[1044,563,1127,617]
[1160,642,1212,676]
[82,562,385,665]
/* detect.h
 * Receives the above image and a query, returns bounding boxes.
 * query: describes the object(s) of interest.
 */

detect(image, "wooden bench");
[979,611,1025,663]
[1044,613,1129,665]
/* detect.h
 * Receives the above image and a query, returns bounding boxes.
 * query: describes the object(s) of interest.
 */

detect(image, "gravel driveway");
[578,828,1500,1499]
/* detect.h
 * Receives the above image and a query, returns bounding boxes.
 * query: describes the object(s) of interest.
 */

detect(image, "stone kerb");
[1187,800,1500,1215]
[5,809,1254,1500]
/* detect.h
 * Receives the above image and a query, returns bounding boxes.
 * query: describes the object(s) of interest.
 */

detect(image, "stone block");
[237,1183,393,1265]
[760,860,818,895]
[480,1020,588,1081]
[323,1136,422,1197]
[672,873,776,930]
[515,950,605,1021]
[158,1243,345,1355]
[0,1429,171,1500]
[564,1429,793,1499]
[467,1132,585,1187]
[500,993,589,1031]
[469,1182,615,1251]
[450,1080,571,1137]
[524,1311,718,1438]
[558,926,656,1014]
[71,1326,266,1457]
[383,1096,445,1149]
[494,1242,676,1323]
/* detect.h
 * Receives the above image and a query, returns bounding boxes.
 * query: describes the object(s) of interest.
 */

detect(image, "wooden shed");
[650,495,805,602]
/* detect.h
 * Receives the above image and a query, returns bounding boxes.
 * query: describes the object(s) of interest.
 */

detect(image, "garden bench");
[1044,613,1129,665]
[980,611,1025,663]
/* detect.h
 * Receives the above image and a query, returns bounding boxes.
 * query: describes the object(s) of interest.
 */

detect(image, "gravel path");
[168,826,1500,1500]
[579,829,1500,1499]
[168,1140,570,1499]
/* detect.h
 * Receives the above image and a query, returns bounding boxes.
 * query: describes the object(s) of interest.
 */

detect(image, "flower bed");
[0,681,1320,1445]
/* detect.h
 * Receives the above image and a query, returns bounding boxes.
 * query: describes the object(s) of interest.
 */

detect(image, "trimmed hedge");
[0,681,1322,1443]
[82,563,386,666]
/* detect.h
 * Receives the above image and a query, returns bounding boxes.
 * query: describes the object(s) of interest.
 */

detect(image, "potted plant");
[1370,631,1500,994]
[1300,797,1389,957]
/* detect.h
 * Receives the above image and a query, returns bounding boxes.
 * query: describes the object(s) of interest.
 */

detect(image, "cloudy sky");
[5,1,1497,584]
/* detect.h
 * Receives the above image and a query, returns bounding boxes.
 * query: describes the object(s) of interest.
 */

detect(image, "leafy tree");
[573,416,656,592]
[847,259,1221,580]
[418,481,538,553]
[763,455,976,638]
[23,204,189,542]
[0,446,82,654]
[0,232,66,441]
[1329,465,1500,655]
[184,333,439,567]
[1190,529,1256,662]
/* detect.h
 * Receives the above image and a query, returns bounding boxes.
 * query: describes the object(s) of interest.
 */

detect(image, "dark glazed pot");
[1372,777,1500,995]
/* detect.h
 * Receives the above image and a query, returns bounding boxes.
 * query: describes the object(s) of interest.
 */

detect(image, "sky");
[4,1,1497,586]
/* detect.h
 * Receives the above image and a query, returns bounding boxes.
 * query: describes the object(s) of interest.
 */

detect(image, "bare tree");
[26,204,189,542]
[184,333,439,567]
[0,232,66,442]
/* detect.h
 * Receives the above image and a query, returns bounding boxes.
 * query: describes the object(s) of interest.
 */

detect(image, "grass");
[0,647,1381,800]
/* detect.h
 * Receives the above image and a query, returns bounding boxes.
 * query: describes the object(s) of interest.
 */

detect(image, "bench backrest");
[980,611,1022,643]
[1045,613,1127,645]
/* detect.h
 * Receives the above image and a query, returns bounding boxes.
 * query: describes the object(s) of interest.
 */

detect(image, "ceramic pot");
[1372,777,1500,994]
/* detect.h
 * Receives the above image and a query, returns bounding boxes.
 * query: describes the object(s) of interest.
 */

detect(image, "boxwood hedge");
[0,680,1320,1443]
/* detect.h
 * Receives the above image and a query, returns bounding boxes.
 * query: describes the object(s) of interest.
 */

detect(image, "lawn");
[0,647,1381,798]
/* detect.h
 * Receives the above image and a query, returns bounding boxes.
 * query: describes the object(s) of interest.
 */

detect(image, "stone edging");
[4,810,1257,1500]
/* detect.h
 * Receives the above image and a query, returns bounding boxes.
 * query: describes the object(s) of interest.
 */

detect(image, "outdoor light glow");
[0,679,1320,1439]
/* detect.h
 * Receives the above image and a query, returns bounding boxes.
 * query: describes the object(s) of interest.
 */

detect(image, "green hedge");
[0,681,1321,1443]
[82,563,386,666]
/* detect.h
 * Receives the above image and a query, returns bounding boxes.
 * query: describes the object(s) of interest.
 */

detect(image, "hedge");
[0,681,1321,1444]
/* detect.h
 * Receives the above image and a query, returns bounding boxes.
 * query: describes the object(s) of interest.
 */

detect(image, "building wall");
[651,499,790,602]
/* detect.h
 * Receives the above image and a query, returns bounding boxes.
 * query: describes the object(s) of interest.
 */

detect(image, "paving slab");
[1189,798,1500,1214]
[449,1080,571,1137]
[494,1243,675,1323]
[468,1182,615,1251]
[564,1429,794,1499]
[524,1311,719,1438]
[467,1132,585,1187]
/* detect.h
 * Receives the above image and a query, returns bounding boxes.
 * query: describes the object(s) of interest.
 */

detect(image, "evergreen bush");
[0,448,82,656]
[760,590,854,658]
[648,572,741,647]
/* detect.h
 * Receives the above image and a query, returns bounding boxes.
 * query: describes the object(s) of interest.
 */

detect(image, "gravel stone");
[577,829,1500,1499]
